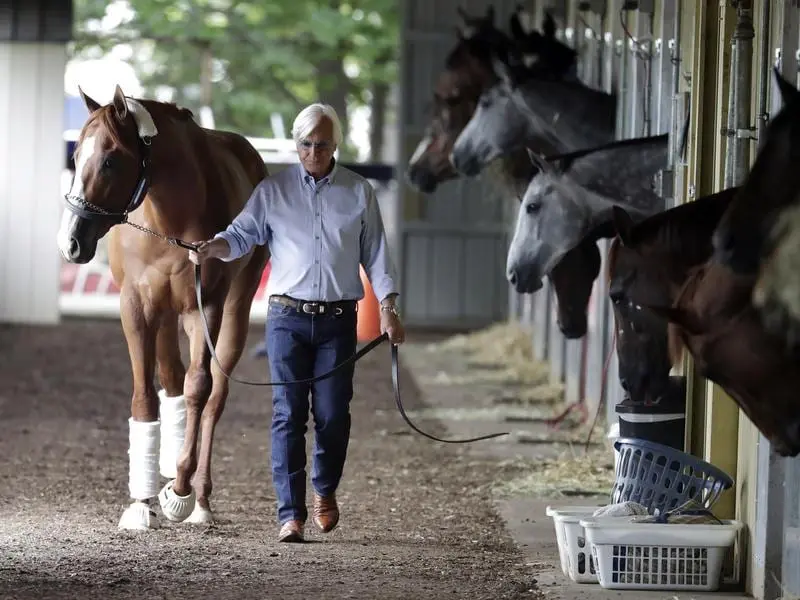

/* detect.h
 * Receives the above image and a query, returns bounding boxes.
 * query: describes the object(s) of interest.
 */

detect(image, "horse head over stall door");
[505,134,670,292]
[617,69,800,456]
[606,188,738,408]
[713,69,800,351]
[57,85,270,530]
[406,6,599,339]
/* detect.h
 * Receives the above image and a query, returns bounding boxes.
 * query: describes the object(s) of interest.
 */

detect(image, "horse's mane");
[606,191,741,366]
[445,22,512,68]
[667,322,686,368]
[611,187,740,274]
[545,134,668,170]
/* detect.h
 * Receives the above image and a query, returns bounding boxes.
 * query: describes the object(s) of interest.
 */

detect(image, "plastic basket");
[559,514,599,583]
[580,516,743,591]
[545,505,601,577]
[611,438,733,514]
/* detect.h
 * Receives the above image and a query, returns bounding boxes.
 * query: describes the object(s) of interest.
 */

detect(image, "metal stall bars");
[538,0,570,385]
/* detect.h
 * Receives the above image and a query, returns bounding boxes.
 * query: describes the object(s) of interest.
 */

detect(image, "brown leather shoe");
[312,492,339,533]
[278,519,305,543]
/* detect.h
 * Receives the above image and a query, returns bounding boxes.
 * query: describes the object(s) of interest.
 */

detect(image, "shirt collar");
[299,158,338,188]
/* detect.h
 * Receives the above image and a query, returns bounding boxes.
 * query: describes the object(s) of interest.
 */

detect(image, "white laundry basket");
[545,505,602,580]
[580,515,743,592]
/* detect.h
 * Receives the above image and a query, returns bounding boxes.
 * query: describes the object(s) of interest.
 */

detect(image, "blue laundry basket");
[611,437,734,515]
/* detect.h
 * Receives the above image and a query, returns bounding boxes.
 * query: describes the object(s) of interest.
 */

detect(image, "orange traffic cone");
[357,266,382,342]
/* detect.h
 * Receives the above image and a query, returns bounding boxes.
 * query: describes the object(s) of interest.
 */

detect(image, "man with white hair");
[189,103,404,543]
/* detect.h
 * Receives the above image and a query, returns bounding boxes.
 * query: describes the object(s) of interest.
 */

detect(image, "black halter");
[63,134,153,224]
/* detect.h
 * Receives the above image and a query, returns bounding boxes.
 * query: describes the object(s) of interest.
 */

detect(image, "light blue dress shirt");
[215,161,399,304]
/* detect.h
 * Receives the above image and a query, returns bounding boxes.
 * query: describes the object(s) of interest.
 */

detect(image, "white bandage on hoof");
[127,418,160,501]
[185,504,214,525]
[158,479,196,522]
[118,501,159,530]
[158,389,186,479]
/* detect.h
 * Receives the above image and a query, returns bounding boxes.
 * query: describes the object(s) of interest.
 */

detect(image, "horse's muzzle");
[507,267,543,294]
[406,163,440,194]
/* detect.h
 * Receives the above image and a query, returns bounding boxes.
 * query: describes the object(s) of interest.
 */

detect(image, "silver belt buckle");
[302,302,325,314]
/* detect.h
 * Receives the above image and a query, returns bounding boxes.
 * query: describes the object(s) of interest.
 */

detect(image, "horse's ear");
[490,52,517,87]
[78,86,102,113]
[773,67,800,106]
[112,85,128,121]
[509,12,525,40]
[612,205,637,247]
[644,304,706,336]
[515,5,535,35]
[543,12,557,39]
[525,147,548,172]
[485,5,495,24]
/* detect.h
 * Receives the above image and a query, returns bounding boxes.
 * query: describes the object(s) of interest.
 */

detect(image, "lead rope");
[191,263,509,444]
[108,222,508,444]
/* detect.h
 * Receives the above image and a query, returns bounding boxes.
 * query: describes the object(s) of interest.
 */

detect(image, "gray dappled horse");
[449,51,617,176]
[506,134,669,293]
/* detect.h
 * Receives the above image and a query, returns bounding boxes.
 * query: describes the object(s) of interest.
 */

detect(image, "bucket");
[615,376,686,450]
[606,422,620,472]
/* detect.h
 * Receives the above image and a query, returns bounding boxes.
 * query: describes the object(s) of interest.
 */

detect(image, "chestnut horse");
[57,85,269,529]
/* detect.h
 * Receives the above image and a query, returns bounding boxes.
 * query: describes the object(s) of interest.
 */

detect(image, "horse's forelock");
[666,322,686,368]
[77,107,138,158]
[606,237,621,282]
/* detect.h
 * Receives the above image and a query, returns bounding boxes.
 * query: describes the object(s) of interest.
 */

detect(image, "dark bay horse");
[712,69,800,348]
[406,6,570,193]
[56,85,269,529]
[607,187,738,406]
[650,260,800,457]
[613,189,800,455]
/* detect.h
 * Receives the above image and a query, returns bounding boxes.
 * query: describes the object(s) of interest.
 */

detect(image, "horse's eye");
[526,202,540,214]
[102,157,114,170]
[478,96,491,108]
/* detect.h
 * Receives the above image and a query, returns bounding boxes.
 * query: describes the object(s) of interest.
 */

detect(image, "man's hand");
[188,238,231,265]
[379,304,405,345]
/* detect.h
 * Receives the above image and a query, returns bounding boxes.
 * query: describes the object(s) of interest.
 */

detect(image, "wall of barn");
[0,2,73,324]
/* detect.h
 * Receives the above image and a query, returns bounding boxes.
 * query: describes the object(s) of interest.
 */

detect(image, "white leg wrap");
[127,418,160,500]
[158,389,186,479]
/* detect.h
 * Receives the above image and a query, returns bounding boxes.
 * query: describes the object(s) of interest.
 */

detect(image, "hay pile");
[423,321,553,389]
[492,447,615,499]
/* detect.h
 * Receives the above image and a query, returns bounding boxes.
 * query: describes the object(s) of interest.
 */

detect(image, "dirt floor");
[0,319,545,600]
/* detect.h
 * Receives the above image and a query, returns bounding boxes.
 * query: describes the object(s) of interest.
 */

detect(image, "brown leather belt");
[269,294,356,315]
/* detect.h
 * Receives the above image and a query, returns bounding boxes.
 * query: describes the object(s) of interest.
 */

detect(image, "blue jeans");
[266,299,358,525]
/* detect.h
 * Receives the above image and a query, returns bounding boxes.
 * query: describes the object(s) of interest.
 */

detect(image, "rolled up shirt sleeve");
[214,180,271,262]
[359,182,399,303]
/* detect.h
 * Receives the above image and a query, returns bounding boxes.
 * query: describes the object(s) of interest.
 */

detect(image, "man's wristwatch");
[380,304,400,317]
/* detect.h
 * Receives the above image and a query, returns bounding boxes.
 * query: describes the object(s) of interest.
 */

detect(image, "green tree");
[71,0,398,161]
